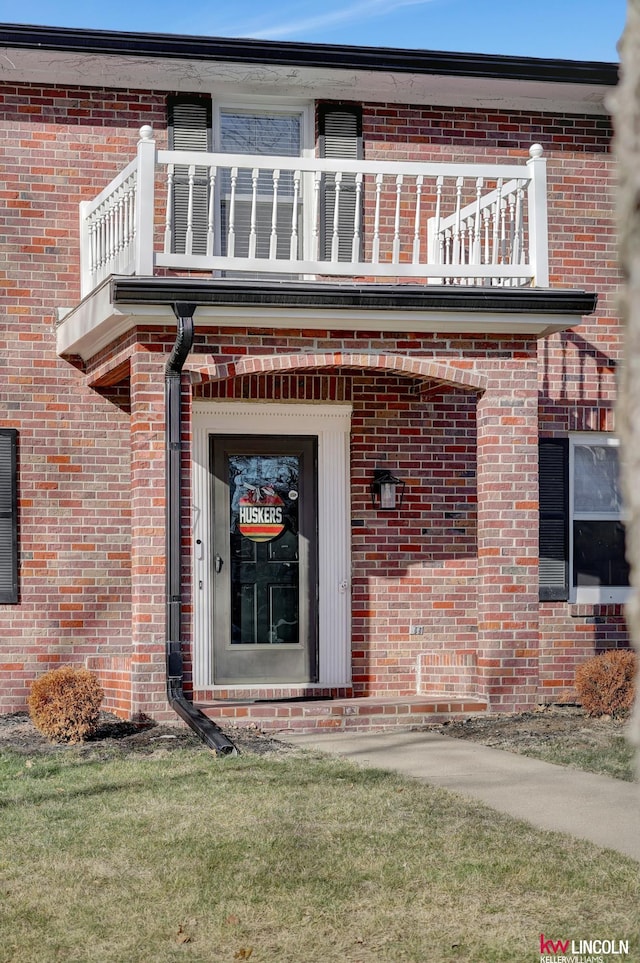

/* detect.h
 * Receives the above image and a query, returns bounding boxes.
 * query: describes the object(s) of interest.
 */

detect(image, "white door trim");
[192,402,352,688]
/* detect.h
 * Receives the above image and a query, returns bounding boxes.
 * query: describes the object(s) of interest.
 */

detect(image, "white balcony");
[79,125,549,299]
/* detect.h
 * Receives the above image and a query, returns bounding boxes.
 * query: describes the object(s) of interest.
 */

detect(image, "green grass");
[520,731,638,781]
[0,747,638,963]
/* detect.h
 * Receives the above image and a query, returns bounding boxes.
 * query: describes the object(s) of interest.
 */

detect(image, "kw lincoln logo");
[539,932,630,962]
[238,486,286,543]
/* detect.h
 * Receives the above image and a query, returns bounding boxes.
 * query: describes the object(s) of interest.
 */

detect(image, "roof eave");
[0,22,618,87]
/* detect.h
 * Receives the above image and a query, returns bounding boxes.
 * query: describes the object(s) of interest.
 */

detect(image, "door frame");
[192,402,352,689]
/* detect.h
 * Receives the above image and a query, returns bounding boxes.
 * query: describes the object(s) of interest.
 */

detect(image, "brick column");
[476,375,540,710]
[129,346,170,719]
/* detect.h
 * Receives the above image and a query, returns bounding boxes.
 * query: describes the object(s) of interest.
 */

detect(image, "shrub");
[575,649,637,718]
[28,667,104,743]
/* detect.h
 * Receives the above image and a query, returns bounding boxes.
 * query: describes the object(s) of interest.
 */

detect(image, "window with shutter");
[319,105,363,262]
[539,438,569,601]
[218,108,303,262]
[167,97,212,255]
[569,434,629,603]
[0,429,18,604]
[539,435,630,604]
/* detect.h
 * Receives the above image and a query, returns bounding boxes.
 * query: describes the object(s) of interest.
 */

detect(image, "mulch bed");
[1,704,632,761]
[0,711,295,759]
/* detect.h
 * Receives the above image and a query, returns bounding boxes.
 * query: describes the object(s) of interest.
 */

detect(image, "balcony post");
[135,125,157,277]
[79,199,92,298]
[526,144,549,287]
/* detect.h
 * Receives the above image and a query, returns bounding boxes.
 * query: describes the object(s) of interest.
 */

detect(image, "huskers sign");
[238,492,286,542]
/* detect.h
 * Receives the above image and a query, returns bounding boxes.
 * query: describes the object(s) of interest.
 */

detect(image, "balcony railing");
[79,125,549,298]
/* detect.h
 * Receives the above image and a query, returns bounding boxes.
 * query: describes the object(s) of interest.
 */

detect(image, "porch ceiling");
[56,277,597,362]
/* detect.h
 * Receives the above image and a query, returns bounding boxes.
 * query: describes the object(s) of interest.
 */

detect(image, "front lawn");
[0,747,637,963]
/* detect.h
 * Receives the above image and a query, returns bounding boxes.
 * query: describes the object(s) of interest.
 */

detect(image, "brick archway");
[187,351,488,392]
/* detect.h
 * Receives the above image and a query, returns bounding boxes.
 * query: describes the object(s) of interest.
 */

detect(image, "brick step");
[200,696,489,734]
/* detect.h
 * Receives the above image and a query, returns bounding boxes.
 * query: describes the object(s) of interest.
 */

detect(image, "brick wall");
[0,85,166,712]
[145,326,537,708]
[0,79,624,715]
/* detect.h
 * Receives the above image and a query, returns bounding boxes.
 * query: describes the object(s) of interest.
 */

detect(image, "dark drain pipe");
[165,303,237,756]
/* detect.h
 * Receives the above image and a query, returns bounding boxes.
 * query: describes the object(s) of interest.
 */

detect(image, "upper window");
[218,109,302,157]
[217,107,304,262]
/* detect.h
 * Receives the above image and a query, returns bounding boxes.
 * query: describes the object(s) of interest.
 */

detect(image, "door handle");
[215,554,224,574]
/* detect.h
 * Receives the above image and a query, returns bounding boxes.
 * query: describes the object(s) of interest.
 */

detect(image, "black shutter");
[167,97,212,255]
[0,429,18,604]
[318,105,362,262]
[539,438,569,601]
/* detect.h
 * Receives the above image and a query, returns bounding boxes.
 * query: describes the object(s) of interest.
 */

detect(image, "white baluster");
[126,180,135,252]
[290,171,301,260]
[88,217,96,276]
[121,186,128,255]
[372,173,383,264]
[483,207,490,266]
[412,174,423,264]
[512,182,524,267]
[312,171,321,261]
[472,177,483,267]
[491,178,503,266]
[433,175,443,264]
[116,185,124,256]
[249,168,259,259]
[161,169,173,257]
[331,172,342,262]
[98,209,106,271]
[500,197,507,268]
[108,204,115,266]
[444,227,452,282]
[506,191,516,286]
[392,174,403,264]
[227,167,238,257]
[207,166,216,257]
[459,220,467,284]
[270,169,280,261]
[352,172,363,262]
[452,176,463,266]
[185,164,196,256]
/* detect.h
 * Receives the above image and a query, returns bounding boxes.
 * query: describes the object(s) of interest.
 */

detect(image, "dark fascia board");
[111,277,598,316]
[0,23,618,87]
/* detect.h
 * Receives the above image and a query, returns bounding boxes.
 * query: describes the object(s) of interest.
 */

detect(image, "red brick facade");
[0,57,627,722]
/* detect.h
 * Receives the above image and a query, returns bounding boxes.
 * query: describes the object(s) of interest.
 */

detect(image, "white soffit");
[56,297,579,360]
[0,46,612,114]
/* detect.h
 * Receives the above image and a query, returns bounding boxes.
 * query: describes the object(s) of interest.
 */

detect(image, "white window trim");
[212,99,314,270]
[569,433,630,604]
[213,98,314,156]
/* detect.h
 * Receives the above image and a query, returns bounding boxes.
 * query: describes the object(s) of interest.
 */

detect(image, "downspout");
[165,302,237,755]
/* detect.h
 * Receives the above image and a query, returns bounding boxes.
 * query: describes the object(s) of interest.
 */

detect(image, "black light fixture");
[370,469,406,510]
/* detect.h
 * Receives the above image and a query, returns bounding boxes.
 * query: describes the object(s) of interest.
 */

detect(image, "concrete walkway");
[286,729,640,862]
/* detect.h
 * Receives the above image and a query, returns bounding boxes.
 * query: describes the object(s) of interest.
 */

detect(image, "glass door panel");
[211,435,317,684]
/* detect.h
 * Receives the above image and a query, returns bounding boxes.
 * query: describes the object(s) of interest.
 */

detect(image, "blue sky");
[0,0,626,62]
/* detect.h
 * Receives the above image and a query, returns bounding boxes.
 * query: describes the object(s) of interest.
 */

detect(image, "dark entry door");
[210,435,318,684]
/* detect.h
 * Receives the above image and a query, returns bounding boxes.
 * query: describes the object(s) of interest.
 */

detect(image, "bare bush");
[575,650,637,718]
[28,667,104,743]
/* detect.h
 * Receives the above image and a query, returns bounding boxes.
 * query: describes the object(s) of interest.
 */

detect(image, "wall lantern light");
[370,469,406,510]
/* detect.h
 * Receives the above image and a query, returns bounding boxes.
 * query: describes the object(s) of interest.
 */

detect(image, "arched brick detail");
[188,352,487,391]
